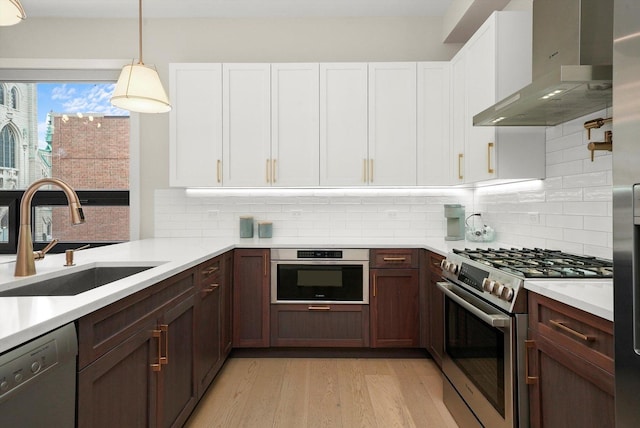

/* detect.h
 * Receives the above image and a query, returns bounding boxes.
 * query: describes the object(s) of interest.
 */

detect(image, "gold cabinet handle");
[217,159,222,183]
[458,153,463,180]
[373,274,377,297]
[370,159,374,183]
[151,328,162,372]
[363,159,367,183]
[487,142,495,174]
[266,159,271,183]
[383,257,406,262]
[525,340,538,384]
[203,283,220,294]
[203,266,219,276]
[549,319,595,342]
[308,305,331,311]
[159,324,169,365]
[264,253,268,277]
[272,159,276,183]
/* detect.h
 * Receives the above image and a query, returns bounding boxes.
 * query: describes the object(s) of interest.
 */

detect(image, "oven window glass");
[297,270,342,287]
[277,264,363,301]
[445,297,505,417]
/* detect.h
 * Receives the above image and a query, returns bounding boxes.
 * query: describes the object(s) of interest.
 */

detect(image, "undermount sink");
[0,265,157,297]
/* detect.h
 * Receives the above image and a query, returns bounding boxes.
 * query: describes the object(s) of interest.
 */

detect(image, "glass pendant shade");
[111,62,171,113]
[0,0,26,26]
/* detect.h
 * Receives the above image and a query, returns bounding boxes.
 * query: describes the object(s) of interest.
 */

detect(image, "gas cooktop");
[453,248,613,279]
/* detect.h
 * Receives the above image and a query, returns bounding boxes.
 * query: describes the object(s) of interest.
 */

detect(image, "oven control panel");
[440,256,524,311]
[297,250,343,259]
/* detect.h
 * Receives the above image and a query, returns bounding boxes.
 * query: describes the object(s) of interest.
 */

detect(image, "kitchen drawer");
[427,251,445,271]
[370,249,419,269]
[198,256,222,289]
[270,304,370,347]
[528,292,613,375]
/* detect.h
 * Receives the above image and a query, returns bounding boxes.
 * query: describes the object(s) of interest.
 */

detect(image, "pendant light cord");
[138,0,144,65]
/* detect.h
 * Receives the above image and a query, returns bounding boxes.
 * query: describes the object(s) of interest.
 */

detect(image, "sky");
[37,83,129,148]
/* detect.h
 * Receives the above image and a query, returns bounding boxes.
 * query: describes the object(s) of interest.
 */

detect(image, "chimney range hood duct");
[473,0,613,126]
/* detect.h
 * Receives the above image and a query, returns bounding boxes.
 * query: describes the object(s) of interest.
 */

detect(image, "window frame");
[0,59,140,252]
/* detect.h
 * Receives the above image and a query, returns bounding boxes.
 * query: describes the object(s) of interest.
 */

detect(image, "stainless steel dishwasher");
[0,323,78,427]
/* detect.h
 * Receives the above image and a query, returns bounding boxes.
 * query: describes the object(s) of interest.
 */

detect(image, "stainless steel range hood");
[473,0,613,126]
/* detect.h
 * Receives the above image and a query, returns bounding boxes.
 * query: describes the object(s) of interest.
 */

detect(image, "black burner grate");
[452,248,613,278]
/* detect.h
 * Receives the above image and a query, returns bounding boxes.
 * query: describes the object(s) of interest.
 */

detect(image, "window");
[0,126,16,169]
[10,87,18,109]
[0,75,131,254]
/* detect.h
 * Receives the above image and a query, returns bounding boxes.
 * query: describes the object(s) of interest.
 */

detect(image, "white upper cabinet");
[417,62,451,186]
[450,52,466,184]
[319,63,369,186]
[222,63,272,187]
[455,11,545,184]
[169,63,223,187]
[271,63,320,187]
[368,63,417,186]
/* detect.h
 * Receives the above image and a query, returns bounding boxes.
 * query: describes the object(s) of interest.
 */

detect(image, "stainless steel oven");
[439,248,613,428]
[271,249,369,304]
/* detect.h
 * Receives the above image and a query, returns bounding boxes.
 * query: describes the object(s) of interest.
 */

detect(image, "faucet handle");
[33,238,60,260]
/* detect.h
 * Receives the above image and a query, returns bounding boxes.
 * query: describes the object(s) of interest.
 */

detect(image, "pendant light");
[111,0,171,113]
[0,0,26,26]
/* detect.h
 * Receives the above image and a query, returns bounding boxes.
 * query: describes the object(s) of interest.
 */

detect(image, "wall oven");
[271,249,369,304]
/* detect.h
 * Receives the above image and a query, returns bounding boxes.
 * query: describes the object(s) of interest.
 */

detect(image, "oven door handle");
[436,282,511,328]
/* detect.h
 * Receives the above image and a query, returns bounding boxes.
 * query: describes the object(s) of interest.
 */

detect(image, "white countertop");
[524,279,613,322]
[0,237,614,354]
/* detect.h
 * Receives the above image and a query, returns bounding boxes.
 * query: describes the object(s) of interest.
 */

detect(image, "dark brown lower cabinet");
[233,248,270,348]
[77,267,201,428]
[426,251,445,367]
[370,268,419,347]
[78,292,197,428]
[527,292,615,428]
[270,304,370,347]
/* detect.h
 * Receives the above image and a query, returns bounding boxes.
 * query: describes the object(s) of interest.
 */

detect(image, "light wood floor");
[186,357,459,428]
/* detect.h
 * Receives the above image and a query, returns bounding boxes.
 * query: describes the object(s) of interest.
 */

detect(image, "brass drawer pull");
[487,142,495,174]
[308,305,331,311]
[203,266,219,276]
[525,340,538,384]
[203,283,220,294]
[159,324,169,365]
[549,319,595,342]
[151,328,162,372]
[217,159,222,183]
[383,257,407,262]
[458,153,463,180]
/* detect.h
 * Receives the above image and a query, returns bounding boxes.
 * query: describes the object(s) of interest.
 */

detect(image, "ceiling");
[20,0,455,19]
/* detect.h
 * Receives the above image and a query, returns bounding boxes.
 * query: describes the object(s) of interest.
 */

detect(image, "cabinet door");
[427,252,445,367]
[78,322,158,428]
[527,332,615,428]
[464,22,498,183]
[449,52,466,185]
[221,251,234,357]
[169,63,223,187]
[194,258,222,398]
[233,249,270,347]
[271,63,319,186]
[368,63,417,185]
[222,64,271,187]
[417,62,451,185]
[158,294,197,428]
[319,63,369,186]
[370,268,419,347]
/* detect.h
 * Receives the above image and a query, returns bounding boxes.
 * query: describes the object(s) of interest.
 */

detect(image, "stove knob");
[447,263,459,274]
[482,278,493,292]
[501,286,515,302]
[493,282,505,297]
[440,260,449,271]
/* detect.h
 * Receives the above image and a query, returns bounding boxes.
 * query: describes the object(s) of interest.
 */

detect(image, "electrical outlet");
[386,210,398,218]
[528,212,540,224]
[207,210,219,219]
[291,209,302,217]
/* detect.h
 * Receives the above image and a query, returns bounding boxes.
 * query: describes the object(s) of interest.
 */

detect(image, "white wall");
[0,17,461,238]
